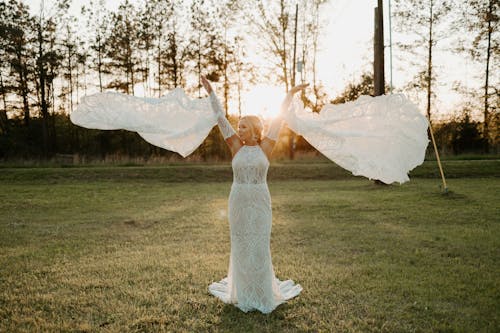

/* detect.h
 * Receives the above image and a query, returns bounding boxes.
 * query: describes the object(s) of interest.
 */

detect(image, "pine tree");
[153,0,187,93]
[60,16,78,114]
[0,0,34,126]
[105,0,140,95]
[81,0,109,93]
[136,1,157,97]
[252,0,293,92]
[393,0,452,122]
[188,0,216,97]
[455,0,499,151]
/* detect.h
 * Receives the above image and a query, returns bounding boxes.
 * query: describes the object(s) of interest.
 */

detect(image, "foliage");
[452,0,499,151]
[0,0,497,160]
[330,72,374,104]
[392,0,452,121]
[433,108,489,154]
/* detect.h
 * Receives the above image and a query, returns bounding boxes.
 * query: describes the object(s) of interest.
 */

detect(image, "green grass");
[0,162,499,332]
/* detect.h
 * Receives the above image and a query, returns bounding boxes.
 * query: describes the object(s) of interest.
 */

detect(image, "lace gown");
[208,145,302,314]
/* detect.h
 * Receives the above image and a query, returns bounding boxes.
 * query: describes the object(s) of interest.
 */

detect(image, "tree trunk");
[223,27,229,116]
[130,52,135,96]
[67,36,74,114]
[37,24,50,157]
[312,1,320,111]
[157,30,162,97]
[49,78,57,152]
[280,0,289,92]
[198,30,202,97]
[15,50,30,126]
[144,51,150,97]
[172,24,179,88]
[483,0,492,152]
[98,34,103,92]
[21,78,30,127]
[291,4,298,87]
[289,3,298,160]
[0,72,8,134]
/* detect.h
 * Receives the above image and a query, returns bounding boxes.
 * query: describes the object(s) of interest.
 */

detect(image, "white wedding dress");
[208,144,302,314]
[71,89,428,184]
[70,88,216,157]
[284,94,429,184]
[70,87,429,313]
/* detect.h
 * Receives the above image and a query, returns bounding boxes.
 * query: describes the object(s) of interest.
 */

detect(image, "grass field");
[0,160,499,332]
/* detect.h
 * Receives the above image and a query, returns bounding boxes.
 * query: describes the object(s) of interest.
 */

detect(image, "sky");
[22,0,474,120]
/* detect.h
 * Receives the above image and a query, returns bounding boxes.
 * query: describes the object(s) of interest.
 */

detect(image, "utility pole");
[373,0,386,185]
[374,0,385,96]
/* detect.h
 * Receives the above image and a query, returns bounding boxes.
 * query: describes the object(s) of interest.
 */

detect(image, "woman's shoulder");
[259,140,273,160]
[228,135,244,157]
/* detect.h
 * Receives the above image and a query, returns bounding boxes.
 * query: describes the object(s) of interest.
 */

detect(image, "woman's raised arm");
[260,84,309,158]
[201,76,242,155]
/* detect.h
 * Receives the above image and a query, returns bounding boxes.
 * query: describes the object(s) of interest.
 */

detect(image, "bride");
[202,76,306,314]
[70,73,428,314]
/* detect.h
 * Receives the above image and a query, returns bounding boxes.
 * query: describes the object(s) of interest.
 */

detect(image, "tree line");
[0,0,497,162]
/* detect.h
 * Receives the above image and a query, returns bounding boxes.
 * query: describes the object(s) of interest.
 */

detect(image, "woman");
[202,76,307,314]
[71,71,427,314]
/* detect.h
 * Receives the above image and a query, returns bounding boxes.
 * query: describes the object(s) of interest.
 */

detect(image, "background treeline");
[0,0,498,162]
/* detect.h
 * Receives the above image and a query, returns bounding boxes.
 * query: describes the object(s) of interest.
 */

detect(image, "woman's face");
[238,119,254,143]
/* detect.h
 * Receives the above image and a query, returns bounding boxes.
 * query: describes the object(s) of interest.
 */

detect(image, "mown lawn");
[0,161,499,332]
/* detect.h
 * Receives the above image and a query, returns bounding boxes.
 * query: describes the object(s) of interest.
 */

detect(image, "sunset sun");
[240,84,286,119]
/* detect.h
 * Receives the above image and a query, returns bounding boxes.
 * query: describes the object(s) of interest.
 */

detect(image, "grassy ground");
[0,161,499,332]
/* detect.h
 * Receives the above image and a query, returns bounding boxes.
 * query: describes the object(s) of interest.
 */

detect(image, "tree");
[33,0,68,156]
[0,63,9,135]
[160,1,188,92]
[0,2,13,133]
[105,0,140,94]
[211,0,248,115]
[136,1,156,97]
[393,0,452,123]
[59,16,78,114]
[330,72,374,104]
[231,35,257,117]
[252,0,293,92]
[143,0,174,96]
[297,0,328,112]
[82,0,110,93]
[188,0,220,97]
[455,0,499,151]
[452,108,487,154]
[0,0,34,126]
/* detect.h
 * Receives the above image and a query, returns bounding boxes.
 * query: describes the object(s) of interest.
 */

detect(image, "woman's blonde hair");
[240,115,264,143]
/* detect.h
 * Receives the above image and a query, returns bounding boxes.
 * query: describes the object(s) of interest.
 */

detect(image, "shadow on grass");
[217,303,297,332]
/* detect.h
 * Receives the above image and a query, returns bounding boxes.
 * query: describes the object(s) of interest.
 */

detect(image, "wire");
[388,0,393,94]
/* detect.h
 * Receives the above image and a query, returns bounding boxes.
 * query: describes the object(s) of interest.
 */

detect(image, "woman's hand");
[201,76,213,94]
[288,83,309,95]
[281,83,309,111]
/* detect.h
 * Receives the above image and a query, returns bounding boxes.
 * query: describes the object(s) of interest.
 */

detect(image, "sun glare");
[240,85,286,120]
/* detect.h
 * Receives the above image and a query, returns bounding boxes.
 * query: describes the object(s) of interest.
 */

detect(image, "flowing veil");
[283,94,429,184]
[71,88,428,183]
[70,88,217,157]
